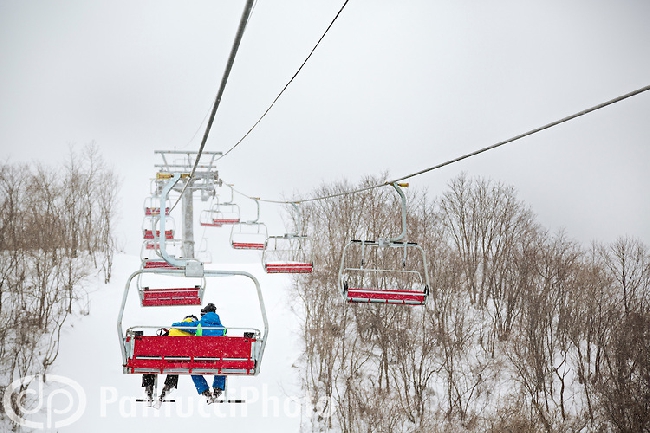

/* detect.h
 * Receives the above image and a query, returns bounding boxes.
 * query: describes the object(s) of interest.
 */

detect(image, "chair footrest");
[232,242,265,250]
[346,288,426,305]
[141,288,202,306]
[265,263,313,273]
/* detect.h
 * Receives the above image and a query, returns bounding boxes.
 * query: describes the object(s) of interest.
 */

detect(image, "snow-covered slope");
[48,253,304,432]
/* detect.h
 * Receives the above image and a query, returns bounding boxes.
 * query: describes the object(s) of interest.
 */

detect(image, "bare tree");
[291,173,649,432]
[0,144,119,429]
[593,237,650,432]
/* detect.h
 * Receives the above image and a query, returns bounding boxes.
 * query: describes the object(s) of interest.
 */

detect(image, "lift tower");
[153,150,222,259]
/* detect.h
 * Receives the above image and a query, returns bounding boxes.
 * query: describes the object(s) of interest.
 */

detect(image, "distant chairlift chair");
[230,198,268,250]
[338,183,430,305]
[143,195,170,217]
[200,187,241,227]
[263,203,313,273]
[142,215,175,241]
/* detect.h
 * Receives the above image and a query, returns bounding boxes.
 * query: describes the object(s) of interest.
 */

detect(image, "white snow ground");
[32,253,306,432]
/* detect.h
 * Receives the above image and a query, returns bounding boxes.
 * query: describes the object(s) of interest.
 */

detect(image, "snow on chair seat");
[124,335,258,375]
[346,288,428,305]
[265,262,313,274]
[141,287,202,307]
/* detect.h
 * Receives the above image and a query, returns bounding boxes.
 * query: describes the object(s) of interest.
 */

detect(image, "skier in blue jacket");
[172,303,226,403]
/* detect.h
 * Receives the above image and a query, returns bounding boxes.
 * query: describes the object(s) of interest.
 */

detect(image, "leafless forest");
[0,144,119,425]
[1,153,648,432]
[291,174,649,432]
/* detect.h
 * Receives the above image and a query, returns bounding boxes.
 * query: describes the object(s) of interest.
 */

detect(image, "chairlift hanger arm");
[247,197,261,224]
[157,174,202,273]
[222,184,236,205]
[390,182,408,243]
[288,202,303,237]
[158,175,184,268]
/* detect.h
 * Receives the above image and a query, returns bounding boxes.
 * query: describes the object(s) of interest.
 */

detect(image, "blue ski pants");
[191,375,226,394]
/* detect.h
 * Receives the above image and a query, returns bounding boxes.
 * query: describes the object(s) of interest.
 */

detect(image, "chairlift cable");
[217,0,352,161]
[178,103,212,150]
[391,83,650,184]
[223,83,650,205]
[179,1,260,152]
[170,0,255,213]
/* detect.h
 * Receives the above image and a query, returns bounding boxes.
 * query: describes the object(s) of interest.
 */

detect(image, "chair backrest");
[124,335,259,375]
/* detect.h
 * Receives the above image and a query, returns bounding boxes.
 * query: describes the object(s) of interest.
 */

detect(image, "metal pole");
[182,179,195,259]
[390,182,408,242]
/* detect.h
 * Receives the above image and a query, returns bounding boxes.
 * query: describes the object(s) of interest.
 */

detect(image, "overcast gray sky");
[1,0,649,257]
